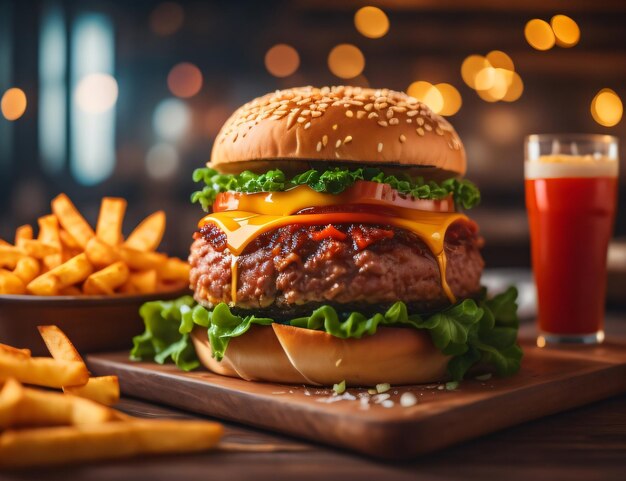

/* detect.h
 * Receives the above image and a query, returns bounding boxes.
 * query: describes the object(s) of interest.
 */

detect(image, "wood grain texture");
[86,337,626,460]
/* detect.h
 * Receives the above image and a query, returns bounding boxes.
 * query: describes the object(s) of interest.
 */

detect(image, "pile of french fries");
[0,326,223,468]
[0,194,189,296]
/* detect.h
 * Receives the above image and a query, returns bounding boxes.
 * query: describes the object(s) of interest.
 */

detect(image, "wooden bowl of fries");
[0,194,191,355]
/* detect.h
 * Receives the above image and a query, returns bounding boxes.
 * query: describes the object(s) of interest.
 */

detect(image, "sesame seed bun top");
[210,86,466,176]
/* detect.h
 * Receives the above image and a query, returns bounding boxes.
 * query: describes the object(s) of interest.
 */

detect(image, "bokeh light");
[328,44,365,79]
[524,19,555,51]
[153,98,191,141]
[591,89,623,127]
[461,55,490,89]
[407,81,444,114]
[167,62,203,98]
[1,88,27,121]
[264,44,300,78]
[149,2,184,36]
[354,6,389,39]
[551,14,580,48]
[501,72,524,102]
[486,50,514,71]
[145,143,179,179]
[434,83,462,116]
[75,73,118,113]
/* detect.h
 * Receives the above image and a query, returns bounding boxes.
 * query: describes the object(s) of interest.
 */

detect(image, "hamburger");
[132,86,522,386]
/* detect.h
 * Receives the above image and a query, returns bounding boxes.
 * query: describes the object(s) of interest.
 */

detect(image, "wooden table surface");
[5,316,626,481]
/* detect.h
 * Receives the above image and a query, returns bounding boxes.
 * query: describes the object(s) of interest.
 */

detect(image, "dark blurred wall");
[1,0,625,264]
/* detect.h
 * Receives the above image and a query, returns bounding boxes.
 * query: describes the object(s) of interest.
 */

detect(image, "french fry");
[0,269,26,295]
[59,229,81,250]
[157,257,190,282]
[27,253,93,295]
[25,274,59,296]
[124,211,166,252]
[117,247,167,271]
[20,239,60,259]
[127,269,157,294]
[58,285,82,296]
[85,237,120,268]
[12,257,40,284]
[0,344,31,358]
[51,194,95,248]
[0,245,26,269]
[64,376,120,406]
[38,214,62,269]
[96,197,127,246]
[37,325,83,363]
[83,262,129,295]
[0,419,223,468]
[0,352,89,388]
[14,225,33,247]
[0,378,115,429]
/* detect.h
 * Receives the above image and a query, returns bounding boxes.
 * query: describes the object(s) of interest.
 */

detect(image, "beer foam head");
[525,154,618,179]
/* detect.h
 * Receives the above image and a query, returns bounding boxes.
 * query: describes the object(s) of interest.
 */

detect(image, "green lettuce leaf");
[191,167,481,212]
[131,287,522,381]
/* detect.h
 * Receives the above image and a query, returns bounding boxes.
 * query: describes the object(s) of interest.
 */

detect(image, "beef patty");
[189,221,484,318]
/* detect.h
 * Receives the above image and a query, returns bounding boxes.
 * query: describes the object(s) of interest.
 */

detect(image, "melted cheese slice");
[199,209,469,303]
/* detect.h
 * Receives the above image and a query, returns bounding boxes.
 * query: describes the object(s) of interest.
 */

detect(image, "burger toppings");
[191,166,480,213]
[131,287,522,382]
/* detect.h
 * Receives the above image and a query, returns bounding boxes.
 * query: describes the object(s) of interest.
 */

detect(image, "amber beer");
[525,135,619,345]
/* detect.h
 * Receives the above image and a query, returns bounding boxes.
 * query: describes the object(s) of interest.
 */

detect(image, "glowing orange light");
[591,89,623,127]
[264,44,300,78]
[486,50,514,71]
[461,55,490,89]
[149,2,184,37]
[167,62,203,98]
[525,19,555,51]
[551,14,580,48]
[328,44,365,79]
[502,72,524,102]
[1,88,27,121]
[354,6,389,39]
[435,83,462,116]
[407,81,444,114]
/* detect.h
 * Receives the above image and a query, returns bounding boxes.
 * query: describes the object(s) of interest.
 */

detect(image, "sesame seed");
[316,141,322,152]
[399,134,406,143]
[345,110,354,118]
[335,151,340,158]
[304,122,311,129]
[335,139,342,148]
[368,112,379,119]
[311,111,322,118]
[364,103,373,111]
[436,127,444,135]
[400,392,417,407]
[322,135,328,147]
[301,109,311,116]
[417,118,425,126]
[417,128,425,136]
[377,142,383,153]
[386,109,394,119]
[332,124,338,130]
[297,117,306,123]
[344,135,352,144]
[407,110,418,117]
[425,124,433,131]
[377,102,388,109]
[356,110,366,119]
[406,118,413,123]
[389,118,399,125]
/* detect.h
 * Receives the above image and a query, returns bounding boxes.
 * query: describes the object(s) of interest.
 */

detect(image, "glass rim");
[525,133,619,144]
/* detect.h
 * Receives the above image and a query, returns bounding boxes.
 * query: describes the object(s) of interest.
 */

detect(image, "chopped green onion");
[333,380,346,395]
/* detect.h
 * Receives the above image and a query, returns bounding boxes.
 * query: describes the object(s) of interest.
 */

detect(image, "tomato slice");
[213,180,454,215]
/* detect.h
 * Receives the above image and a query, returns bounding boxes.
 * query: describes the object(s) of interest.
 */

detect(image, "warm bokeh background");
[1,0,624,265]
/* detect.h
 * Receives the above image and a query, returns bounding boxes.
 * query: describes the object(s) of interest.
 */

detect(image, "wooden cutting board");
[87,337,626,460]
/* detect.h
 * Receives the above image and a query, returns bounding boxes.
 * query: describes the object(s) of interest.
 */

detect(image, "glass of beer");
[525,134,619,345]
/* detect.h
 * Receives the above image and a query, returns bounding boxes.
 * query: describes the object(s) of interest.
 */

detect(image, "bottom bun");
[191,324,450,386]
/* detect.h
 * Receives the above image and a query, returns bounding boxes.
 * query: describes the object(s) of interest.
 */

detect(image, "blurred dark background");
[1,0,625,266]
